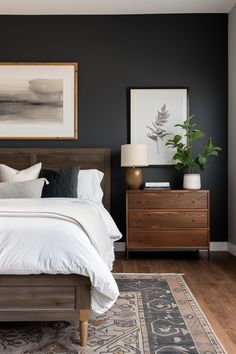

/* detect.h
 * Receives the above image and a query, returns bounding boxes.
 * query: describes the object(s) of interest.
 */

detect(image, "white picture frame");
[0,62,78,140]
[130,88,188,165]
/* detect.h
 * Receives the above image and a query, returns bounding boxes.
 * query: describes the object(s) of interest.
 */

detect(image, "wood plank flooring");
[113,251,236,354]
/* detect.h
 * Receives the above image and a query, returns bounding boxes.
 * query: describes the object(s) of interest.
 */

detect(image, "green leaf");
[173,152,184,161]
[173,135,182,144]
[175,162,185,170]
[198,154,207,166]
[191,129,204,141]
[175,123,185,129]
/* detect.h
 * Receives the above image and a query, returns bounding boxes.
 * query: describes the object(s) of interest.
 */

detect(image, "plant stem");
[187,116,192,174]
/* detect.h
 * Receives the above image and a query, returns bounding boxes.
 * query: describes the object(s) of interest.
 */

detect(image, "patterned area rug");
[0,273,226,354]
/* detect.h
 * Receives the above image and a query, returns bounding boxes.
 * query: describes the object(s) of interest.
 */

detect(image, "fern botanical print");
[130,88,188,165]
[146,104,170,154]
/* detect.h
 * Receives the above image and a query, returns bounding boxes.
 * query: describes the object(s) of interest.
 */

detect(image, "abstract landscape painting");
[0,63,77,139]
[0,79,63,123]
[130,88,188,165]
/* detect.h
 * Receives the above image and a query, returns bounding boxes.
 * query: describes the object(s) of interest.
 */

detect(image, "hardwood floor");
[113,251,236,354]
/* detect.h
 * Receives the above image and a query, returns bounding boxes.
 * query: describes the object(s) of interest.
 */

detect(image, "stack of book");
[144,182,171,190]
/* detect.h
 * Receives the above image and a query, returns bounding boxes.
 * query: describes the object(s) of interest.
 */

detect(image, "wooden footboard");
[0,274,91,347]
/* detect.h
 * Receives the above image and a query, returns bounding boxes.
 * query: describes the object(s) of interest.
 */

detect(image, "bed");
[0,147,117,347]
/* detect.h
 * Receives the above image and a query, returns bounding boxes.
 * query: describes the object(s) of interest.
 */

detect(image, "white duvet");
[0,198,122,314]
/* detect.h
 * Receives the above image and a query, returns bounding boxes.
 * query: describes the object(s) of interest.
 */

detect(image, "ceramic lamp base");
[125,167,143,190]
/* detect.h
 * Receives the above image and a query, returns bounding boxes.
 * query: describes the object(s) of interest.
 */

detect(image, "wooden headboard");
[0,148,111,211]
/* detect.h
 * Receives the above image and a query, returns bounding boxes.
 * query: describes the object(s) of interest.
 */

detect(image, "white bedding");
[0,198,122,314]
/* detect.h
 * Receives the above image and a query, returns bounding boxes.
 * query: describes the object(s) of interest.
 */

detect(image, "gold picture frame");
[0,62,78,140]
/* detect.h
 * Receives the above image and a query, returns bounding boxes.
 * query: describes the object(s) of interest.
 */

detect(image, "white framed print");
[130,87,188,165]
[0,62,78,140]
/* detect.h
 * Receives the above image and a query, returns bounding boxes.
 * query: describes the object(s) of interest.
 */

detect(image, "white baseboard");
[228,242,236,256]
[114,241,230,253]
[115,242,126,252]
[210,242,228,251]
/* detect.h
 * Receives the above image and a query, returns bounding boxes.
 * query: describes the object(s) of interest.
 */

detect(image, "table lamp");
[121,144,149,189]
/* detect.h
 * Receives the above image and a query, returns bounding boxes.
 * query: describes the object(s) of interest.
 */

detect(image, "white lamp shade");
[121,144,149,167]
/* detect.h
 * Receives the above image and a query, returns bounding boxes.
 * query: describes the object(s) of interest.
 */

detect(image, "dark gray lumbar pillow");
[0,178,46,198]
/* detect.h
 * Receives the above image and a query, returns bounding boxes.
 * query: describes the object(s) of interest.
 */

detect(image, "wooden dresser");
[126,190,210,259]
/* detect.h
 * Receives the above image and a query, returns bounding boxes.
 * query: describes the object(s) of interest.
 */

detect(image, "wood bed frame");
[0,147,111,347]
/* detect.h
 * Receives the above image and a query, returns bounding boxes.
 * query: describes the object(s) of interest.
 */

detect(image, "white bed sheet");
[0,198,122,314]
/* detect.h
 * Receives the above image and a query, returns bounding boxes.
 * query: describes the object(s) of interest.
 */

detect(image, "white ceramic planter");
[183,174,201,190]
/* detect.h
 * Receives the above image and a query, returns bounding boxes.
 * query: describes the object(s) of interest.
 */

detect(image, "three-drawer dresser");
[126,189,210,259]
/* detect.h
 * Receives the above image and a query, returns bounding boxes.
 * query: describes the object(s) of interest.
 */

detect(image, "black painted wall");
[0,14,228,241]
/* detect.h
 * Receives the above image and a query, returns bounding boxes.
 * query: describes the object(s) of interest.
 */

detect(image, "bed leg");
[79,309,90,347]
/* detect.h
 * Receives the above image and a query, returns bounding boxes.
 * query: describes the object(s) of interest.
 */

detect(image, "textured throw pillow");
[39,165,80,198]
[0,178,46,198]
[0,163,42,182]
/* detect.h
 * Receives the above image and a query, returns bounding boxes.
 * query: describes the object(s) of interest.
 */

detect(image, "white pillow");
[77,169,104,203]
[0,163,42,182]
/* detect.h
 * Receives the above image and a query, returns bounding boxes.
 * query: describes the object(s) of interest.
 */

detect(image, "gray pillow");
[0,178,47,198]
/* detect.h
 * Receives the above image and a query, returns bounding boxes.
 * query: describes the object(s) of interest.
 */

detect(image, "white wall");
[229,4,236,251]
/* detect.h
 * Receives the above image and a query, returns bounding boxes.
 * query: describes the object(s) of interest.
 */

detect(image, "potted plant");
[166,115,221,189]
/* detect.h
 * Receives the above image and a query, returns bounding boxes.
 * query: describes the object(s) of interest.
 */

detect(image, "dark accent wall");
[0,14,228,241]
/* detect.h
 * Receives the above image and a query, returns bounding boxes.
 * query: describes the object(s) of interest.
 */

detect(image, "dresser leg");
[207,249,210,261]
[126,250,129,260]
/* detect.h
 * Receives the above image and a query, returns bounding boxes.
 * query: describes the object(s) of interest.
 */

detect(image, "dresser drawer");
[128,191,208,209]
[128,211,208,228]
[128,229,209,249]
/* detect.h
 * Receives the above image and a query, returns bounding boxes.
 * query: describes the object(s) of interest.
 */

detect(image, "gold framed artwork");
[0,62,78,140]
